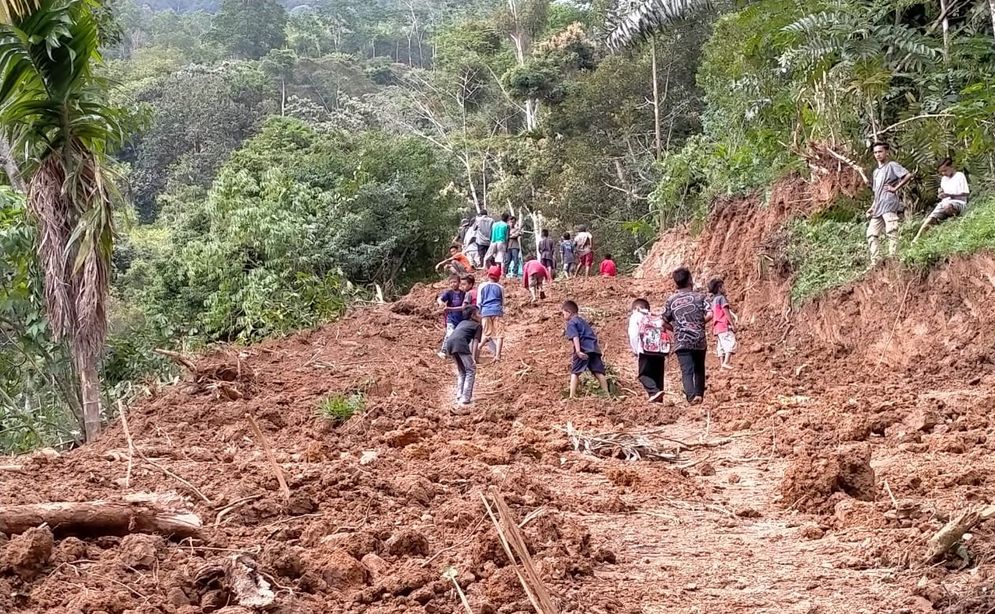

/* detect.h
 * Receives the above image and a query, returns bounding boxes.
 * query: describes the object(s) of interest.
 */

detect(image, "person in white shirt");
[914,157,970,242]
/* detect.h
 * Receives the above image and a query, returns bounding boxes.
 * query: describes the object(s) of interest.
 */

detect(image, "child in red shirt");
[599,254,618,278]
[522,255,550,303]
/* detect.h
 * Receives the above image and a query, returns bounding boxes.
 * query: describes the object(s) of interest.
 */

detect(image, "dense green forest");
[1,0,993,451]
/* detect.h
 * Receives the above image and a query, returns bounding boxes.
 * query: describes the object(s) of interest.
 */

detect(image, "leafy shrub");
[787,198,867,303]
[317,393,364,423]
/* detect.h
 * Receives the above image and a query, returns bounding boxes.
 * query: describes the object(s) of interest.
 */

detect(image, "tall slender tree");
[0,0,124,441]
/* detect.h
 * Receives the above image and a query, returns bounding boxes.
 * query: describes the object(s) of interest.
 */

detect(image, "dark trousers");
[637,353,666,397]
[675,349,706,401]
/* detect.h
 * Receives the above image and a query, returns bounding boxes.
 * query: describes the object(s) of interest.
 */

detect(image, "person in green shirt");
[486,213,510,266]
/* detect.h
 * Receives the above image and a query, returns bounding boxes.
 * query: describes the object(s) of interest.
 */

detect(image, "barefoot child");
[708,277,739,370]
[478,266,505,361]
[628,299,670,402]
[538,229,556,278]
[444,305,483,406]
[522,255,551,303]
[563,300,609,399]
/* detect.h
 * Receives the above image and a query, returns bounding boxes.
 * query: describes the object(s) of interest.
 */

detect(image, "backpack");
[638,314,670,354]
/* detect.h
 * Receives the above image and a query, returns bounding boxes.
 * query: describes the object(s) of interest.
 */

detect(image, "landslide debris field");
[3,174,995,613]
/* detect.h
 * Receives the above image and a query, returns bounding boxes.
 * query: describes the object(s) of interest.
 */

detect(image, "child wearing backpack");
[628,298,670,402]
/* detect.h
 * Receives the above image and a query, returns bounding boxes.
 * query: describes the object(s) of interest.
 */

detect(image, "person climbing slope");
[436,274,467,358]
[600,254,617,278]
[538,229,556,279]
[560,233,576,278]
[563,300,609,399]
[477,265,505,362]
[506,216,522,278]
[707,277,739,370]
[522,255,550,304]
[628,298,670,403]
[474,209,494,266]
[574,226,594,278]
[663,267,712,404]
[444,304,482,408]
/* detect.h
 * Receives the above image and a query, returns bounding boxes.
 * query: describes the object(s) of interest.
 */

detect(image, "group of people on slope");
[451,210,617,280]
[435,260,739,410]
[867,142,971,264]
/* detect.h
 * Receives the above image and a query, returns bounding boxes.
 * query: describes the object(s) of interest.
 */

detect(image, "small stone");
[166,587,191,607]
[1,526,53,580]
[319,548,369,589]
[728,474,741,484]
[386,529,430,557]
[359,450,378,465]
[361,553,389,578]
[383,428,423,448]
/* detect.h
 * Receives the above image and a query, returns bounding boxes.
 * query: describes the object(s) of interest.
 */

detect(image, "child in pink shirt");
[708,277,739,370]
[522,256,551,303]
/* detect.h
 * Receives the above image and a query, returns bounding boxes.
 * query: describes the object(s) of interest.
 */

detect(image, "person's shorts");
[571,352,605,375]
[578,252,594,267]
[528,275,544,290]
[716,331,738,356]
[493,241,508,263]
[482,316,504,338]
[541,258,555,272]
[928,199,966,222]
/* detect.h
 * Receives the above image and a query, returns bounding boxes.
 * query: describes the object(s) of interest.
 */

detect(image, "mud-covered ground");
[3,165,995,613]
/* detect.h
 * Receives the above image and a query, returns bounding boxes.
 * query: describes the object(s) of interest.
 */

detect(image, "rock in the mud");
[119,534,166,569]
[166,586,193,607]
[905,407,941,433]
[1,526,53,579]
[319,548,369,589]
[386,529,430,557]
[392,475,437,506]
[780,443,876,513]
[361,553,389,578]
[319,530,379,559]
[383,428,424,448]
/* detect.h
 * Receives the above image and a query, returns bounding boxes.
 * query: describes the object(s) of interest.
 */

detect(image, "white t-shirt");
[574,231,593,255]
[941,172,970,203]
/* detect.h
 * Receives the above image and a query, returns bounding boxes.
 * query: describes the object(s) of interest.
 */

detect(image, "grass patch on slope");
[903,195,995,268]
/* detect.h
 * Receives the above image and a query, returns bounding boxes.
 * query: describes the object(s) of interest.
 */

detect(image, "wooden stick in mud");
[480,490,559,614]
[247,413,291,501]
[0,493,202,539]
[925,504,995,563]
[153,348,198,373]
[117,401,136,489]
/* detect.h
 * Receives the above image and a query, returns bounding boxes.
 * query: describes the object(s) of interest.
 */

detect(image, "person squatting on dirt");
[444,304,483,407]
[574,226,594,278]
[708,277,739,370]
[867,142,913,265]
[914,157,970,242]
[663,267,712,405]
[436,275,468,358]
[522,255,551,304]
[474,209,494,266]
[435,244,474,277]
[600,254,617,278]
[628,299,671,403]
[560,233,576,278]
[538,229,557,279]
[563,300,610,399]
[477,266,505,362]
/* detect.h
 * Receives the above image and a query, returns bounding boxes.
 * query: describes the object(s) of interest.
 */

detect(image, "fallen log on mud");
[0,493,202,539]
[925,504,995,563]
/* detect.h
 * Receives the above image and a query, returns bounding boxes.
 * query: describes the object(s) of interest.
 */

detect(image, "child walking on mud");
[522,255,551,303]
[708,277,739,370]
[628,299,670,402]
[663,267,712,404]
[560,233,576,278]
[444,305,483,408]
[563,300,609,399]
[477,266,505,361]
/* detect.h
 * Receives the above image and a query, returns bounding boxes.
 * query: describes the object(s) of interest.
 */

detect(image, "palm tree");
[604,0,712,158]
[0,0,123,441]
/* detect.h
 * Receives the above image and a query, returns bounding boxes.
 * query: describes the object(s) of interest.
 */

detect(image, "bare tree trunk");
[79,358,101,442]
[939,0,950,64]
[280,78,286,117]
[651,38,662,159]
[989,0,995,45]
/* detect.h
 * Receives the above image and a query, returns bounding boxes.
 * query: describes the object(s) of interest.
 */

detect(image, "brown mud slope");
[2,166,995,611]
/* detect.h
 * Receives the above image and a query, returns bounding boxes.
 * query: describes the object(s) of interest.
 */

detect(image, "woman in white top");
[915,157,970,241]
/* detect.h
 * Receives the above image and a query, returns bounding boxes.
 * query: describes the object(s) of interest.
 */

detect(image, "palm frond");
[0,0,43,24]
[605,0,713,51]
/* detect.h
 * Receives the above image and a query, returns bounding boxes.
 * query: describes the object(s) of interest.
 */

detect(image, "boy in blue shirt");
[436,275,467,358]
[562,300,609,399]
[477,266,506,361]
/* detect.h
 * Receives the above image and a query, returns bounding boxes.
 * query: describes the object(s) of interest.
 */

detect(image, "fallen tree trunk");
[0,493,202,539]
[925,504,995,563]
